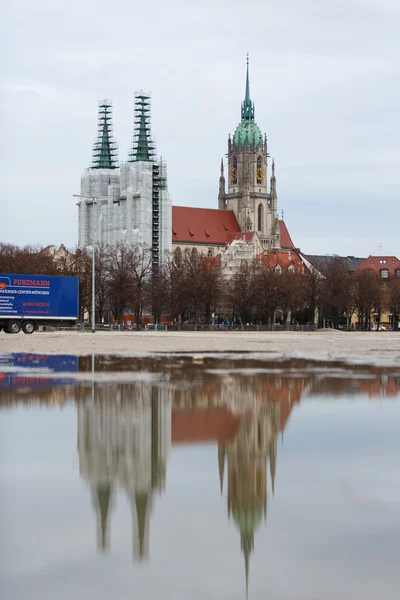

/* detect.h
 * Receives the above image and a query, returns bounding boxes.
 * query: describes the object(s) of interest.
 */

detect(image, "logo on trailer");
[0,276,11,289]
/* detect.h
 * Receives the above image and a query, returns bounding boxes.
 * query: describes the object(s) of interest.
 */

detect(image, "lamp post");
[73,194,101,333]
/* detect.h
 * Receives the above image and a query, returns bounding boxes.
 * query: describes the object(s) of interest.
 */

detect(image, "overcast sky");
[1,0,399,256]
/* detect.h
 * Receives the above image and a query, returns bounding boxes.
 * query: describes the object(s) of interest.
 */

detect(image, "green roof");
[233,120,263,149]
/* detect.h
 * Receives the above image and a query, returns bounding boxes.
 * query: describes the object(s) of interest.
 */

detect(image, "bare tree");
[225,259,257,325]
[388,277,400,330]
[105,242,134,325]
[129,244,153,327]
[353,270,381,330]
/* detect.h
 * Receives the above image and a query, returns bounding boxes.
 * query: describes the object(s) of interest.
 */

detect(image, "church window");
[174,246,182,265]
[256,156,263,184]
[257,204,263,231]
[275,265,282,274]
[231,157,238,184]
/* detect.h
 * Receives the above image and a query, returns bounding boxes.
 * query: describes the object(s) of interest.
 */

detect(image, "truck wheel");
[22,321,36,334]
[8,320,22,334]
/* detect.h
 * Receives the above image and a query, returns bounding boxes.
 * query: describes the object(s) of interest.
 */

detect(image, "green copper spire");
[233,55,262,149]
[129,92,156,162]
[91,100,118,169]
[241,54,254,122]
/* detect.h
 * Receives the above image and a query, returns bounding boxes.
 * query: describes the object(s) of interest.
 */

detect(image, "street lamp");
[73,194,101,334]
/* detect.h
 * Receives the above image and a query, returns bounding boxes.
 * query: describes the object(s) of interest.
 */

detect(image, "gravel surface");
[0,330,399,366]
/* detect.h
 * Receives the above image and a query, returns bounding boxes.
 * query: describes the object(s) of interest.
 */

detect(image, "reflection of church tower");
[92,484,113,552]
[125,387,171,561]
[219,401,280,597]
[220,57,280,250]
[77,382,171,561]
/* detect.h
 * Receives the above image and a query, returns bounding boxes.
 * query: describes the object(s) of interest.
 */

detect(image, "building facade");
[77,95,172,268]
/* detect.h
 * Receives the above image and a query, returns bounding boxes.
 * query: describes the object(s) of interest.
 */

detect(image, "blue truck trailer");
[0,273,79,334]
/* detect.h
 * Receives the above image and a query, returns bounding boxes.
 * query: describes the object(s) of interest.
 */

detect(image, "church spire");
[241,54,255,122]
[91,100,118,169]
[129,91,156,162]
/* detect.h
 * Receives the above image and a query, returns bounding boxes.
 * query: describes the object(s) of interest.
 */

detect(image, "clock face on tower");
[229,168,238,183]
[256,167,265,183]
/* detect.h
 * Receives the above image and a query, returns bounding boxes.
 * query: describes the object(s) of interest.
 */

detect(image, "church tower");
[221,58,280,249]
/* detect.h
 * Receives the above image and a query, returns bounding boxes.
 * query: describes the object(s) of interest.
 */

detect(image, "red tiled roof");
[279,220,295,249]
[172,207,240,245]
[172,206,295,250]
[355,255,400,277]
[257,249,304,272]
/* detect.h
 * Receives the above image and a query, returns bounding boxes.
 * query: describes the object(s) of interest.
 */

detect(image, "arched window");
[256,155,263,184]
[231,156,238,184]
[191,248,199,261]
[275,264,282,274]
[174,246,182,265]
[257,204,263,231]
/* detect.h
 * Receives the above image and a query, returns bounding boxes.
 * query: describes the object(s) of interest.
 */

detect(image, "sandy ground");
[0,330,399,366]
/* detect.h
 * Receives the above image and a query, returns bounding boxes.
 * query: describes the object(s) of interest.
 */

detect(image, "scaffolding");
[129,92,156,162]
[91,100,118,169]
[152,163,160,269]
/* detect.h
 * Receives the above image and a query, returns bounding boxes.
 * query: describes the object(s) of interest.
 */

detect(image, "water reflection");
[76,379,286,587]
[1,353,400,598]
[78,385,171,560]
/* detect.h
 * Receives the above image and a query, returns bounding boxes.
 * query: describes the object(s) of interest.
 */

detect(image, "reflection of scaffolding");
[77,383,171,560]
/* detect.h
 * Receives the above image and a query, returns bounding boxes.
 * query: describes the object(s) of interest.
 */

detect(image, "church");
[76,60,295,264]
[172,58,295,258]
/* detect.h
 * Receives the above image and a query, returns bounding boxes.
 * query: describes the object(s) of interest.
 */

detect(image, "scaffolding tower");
[91,100,118,169]
[129,92,156,162]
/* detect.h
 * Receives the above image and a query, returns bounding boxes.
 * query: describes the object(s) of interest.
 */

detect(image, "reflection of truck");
[0,273,79,334]
[0,353,78,386]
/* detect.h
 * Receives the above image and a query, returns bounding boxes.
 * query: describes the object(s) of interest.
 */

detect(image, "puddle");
[0,352,399,599]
